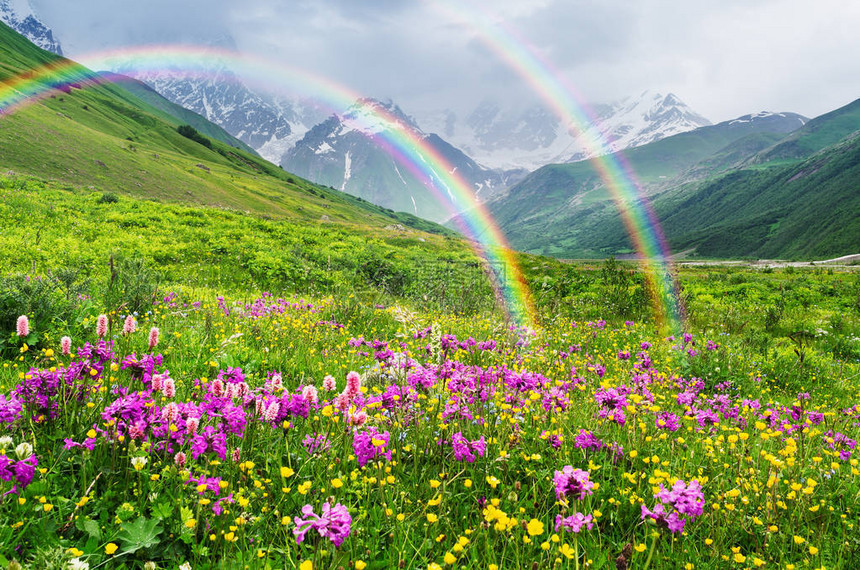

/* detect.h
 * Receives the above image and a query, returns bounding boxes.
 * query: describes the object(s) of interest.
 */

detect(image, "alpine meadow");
[1,4,860,570]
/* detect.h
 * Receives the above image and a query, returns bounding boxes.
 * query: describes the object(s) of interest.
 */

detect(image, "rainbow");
[430,1,685,332]
[0,46,539,325]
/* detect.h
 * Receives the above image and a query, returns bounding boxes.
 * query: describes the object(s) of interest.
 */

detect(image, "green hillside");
[96,71,259,154]
[0,22,455,239]
[487,99,860,259]
[657,134,860,258]
[483,113,805,257]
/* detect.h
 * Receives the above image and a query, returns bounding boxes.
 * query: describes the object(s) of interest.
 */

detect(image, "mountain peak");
[0,0,62,55]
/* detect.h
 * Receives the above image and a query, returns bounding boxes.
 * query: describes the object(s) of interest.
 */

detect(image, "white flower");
[68,558,90,570]
[144,563,158,570]
[15,442,33,460]
[179,563,192,570]
[0,435,13,449]
[131,456,147,471]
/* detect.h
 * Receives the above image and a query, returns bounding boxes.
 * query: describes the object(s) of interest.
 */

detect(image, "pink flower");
[148,327,159,349]
[302,385,319,405]
[348,410,368,427]
[263,401,280,422]
[322,375,337,391]
[162,378,176,399]
[185,416,200,435]
[60,336,72,356]
[334,393,351,412]
[162,402,178,423]
[96,314,109,338]
[123,315,136,335]
[345,371,361,400]
[174,452,187,467]
[16,315,29,337]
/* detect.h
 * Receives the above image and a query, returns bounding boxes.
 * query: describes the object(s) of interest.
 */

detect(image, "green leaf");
[117,516,162,554]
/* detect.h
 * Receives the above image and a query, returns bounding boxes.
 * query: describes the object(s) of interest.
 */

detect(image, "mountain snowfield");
[416,91,712,171]
[281,98,524,222]
[0,0,61,55]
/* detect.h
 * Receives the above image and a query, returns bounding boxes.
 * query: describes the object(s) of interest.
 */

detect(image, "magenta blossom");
[293,502,352,548]
[553,466,594,502]
[555,512,593,533]
[641,478,704,533]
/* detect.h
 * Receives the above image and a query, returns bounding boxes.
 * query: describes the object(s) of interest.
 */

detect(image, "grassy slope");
[485,115,806,257]
[96,71,259,155]
[0,22,455,239]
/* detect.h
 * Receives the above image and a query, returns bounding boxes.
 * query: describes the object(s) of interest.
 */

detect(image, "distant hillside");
[96,71,259,155]
[0,21,456,239]
[478,111,807,257]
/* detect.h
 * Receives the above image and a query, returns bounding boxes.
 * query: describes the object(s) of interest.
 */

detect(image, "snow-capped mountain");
[110,40,328,163]
[0,0,62,55]
[282,98,526,223]
[417,91,712,171]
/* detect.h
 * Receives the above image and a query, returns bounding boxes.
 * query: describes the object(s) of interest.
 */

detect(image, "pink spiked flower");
[123,315,136,335]
[96,314,108,338]
[174,451,187,467]
[16,315,29,337]
[148,327,159,349]
[60,336,72,356]
[345,371,362,400]
[162,378,176,399]
[322,375,337,391]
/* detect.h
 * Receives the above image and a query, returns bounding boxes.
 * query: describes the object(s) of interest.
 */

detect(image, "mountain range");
[418,92,712,171]
[1,9,857,260]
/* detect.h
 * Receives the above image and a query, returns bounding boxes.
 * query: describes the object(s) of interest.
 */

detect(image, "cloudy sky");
[29,0,860,123]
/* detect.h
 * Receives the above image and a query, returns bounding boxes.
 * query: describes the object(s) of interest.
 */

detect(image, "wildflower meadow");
[1,178,860,570]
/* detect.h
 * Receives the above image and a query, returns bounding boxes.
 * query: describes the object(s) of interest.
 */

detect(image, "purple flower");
[353,427,392,467]
[293,503,352,548]
[555,512,593,533]
[641,479,704,533]
[451,432,486,463]
[553,466,594,502]
[655,412,680,432]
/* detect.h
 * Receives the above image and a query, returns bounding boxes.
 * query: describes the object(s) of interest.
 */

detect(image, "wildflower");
[68,558,90,570]
[345,371,362,400]
[322,375,337,391]
[452,432,487,463]
[131,456,147,471]
[60,336,72,355]
[555,512,593,533]
[123,315,136,335]
[16,315,29,337]
[105,543,119,555]
[527,518,545,536]
[553,466,594,502]
[96,314,109,338]
[353,427,391,467]
[293,502,352,548]
[174,452,186,467]
[641,478,704,533]
[148,327,159,349]
[15,442,33,461]
[162,378,176,399]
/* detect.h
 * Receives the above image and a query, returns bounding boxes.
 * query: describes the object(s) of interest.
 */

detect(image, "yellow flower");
[635,543,647,553]
[299,561,313,570]
[185,519,196,529]
[43,504,53,512]
[733,553,746,564]
[355,562,367,570]
[105,543,119,555]
[559,543,575,559]
[753,558,766,567]
[486,475,501,488]
[809,546,819,555]
[526,518,544,536]
[793,535,805,545]
[444,551,457,564]
[427,513,439,523]
[331,478,343,488]
[280,466,295,478]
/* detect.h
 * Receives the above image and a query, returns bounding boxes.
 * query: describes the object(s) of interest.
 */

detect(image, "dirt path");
[677,253,860,269]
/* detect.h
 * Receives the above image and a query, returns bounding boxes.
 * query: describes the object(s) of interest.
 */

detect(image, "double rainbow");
[0,46,539,325]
